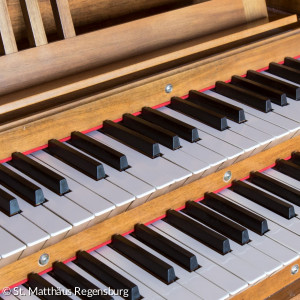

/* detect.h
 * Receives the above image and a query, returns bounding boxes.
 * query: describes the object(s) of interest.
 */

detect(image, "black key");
[231,180,295,219]
[133,224,199,271]
[267,62,300,84]
[170,96,229,131]
[52,262,113,300]
[8,152,69,196]
[0,164,45,206]
[275,159,300,181]
[291,151,300,166]
[285,57,300,71]
[48,139,106,180]
[231,75,288,106]
[165,209,231,254]
[110,234,176,284]
[188,90,246,123]
[70,131,129,171]
[249,171,300,206]
[185,201,249,245]
[247,70,300,100]
[215,81,272,113]
[76,251,140,300]
[0,188,20,216]
[141,107,200,142]
[102,120,161,158]
[27,273,71,300]
[122,113,181,150]
[203,192,268,235]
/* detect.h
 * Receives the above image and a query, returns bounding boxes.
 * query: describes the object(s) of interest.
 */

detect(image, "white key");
[0,227,26,267]
[148,224,248,295]
[65,142,156,207]
[180,210,281,276]
[14,285,40,300]
[220,189,300,236]
[67,262,124,300]
[4,163,93,237]
[42,273,80,300]
[152,220,266,284]
[88,131,191,193]
[31,151,130,218]
[160,144,218,184]
[0,204,48,258]
[206,90,296,146]
[0,293,19,300]
[97,246,201,299]
[158,107,258,161]
[199,198,299,266]
[229,239,282,275]
[90,251,164,300]
[127,235,229,300]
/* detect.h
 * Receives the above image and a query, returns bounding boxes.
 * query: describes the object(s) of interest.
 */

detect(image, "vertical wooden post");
[0,0,17,54]
[50,0,76,39]
[19,0,48,47]
[242,0,268,22]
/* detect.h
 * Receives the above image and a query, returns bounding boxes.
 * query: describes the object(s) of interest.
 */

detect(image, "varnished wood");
[50,0,75,39]
[19,0,47,47]
[1,23,300,162]
[0,134,299,290]
[267,278,300,300]
[0,0,17,54]
[0,0,248,97]
[267,0,300,14]
[243,0,268,22]
[4,0,266,43]
[0,13,296,115]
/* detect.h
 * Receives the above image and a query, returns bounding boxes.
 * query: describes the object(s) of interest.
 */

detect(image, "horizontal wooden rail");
[0,0,252,97]
[0,14,296,115]
[0,22,299,161]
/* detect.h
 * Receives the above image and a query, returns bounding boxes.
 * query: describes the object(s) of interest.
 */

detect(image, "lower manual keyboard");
[2,152,300,299]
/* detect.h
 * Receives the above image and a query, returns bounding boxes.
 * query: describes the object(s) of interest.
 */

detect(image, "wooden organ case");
[1,0,300,299]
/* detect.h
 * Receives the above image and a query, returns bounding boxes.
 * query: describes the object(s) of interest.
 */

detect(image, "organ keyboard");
[1,0,300,299]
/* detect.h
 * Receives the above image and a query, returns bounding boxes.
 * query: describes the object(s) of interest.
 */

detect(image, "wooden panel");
[243,0,268,21]
[19,0,47,46]
[267,0,300,14]
[0,0,17,54]
[0,0,247,97]
[0,134,299,290]
[0,14,296,114]
[50,0,75,39]
[267,278,300,300]
[0,24,300,161]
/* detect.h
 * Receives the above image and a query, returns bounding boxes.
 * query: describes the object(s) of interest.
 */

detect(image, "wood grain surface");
[267,0,300,14]
[0,0,17,54]
[0,24,299,161]
[0,13,296,114]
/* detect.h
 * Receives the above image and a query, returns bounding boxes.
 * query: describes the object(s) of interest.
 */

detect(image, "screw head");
[165,84,173,93]
[39,253,50,266]
[291,264,299,275]
[223,171,232,182]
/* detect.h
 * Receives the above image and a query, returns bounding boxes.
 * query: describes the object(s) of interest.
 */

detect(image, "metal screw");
[165,84,173,93]
[39,253,50,266]
[223,171,232,182]
[291,264,299,275]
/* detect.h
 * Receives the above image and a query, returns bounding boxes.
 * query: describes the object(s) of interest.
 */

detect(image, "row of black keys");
[1,57,300,216]
[21,167,299,300]
[10,152,300,300]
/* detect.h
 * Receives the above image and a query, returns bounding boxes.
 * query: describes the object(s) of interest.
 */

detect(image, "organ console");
[1,0,300,299]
